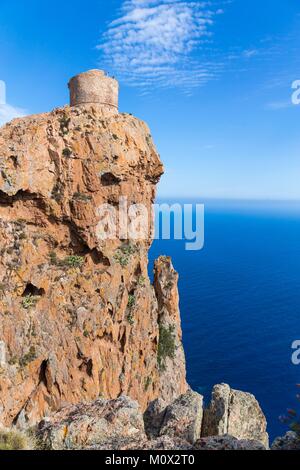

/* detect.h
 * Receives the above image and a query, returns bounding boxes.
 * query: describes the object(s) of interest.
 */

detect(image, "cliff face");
[0,104,188,427]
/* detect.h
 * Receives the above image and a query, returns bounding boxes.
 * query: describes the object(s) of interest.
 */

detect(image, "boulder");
[271,431,300,450]
[144,398,167,438]
[37,396,146,450]
[202,383,269,448]
[159,390,203,444]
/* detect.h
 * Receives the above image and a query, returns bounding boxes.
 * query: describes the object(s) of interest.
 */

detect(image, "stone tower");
[68,69,119,113]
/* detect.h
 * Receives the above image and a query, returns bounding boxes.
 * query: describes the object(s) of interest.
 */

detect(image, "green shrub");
[114,251,129,267]
[127,294,135,309]
[49,253,84,269]
[64,255,84,269]
[157,324,176,371]
[126,294,136,325]
[0,430,30,450]
[127,311,135,326]
[22,294,39,310]
[138,276,146,287]
[114,244,136,267]
[19,346,37,368]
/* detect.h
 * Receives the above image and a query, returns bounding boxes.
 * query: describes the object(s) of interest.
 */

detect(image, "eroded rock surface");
[202,383,269,448]
[0,104,187,427]
[194,435,267,451]
[37,396,145,450]
[36,395,267,450]
[159,390,203,444]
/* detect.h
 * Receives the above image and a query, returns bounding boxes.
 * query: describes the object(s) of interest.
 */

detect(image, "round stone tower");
[68,69,119,113]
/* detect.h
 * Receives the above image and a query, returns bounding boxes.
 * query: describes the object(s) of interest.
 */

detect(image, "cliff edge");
[0,101,188,427]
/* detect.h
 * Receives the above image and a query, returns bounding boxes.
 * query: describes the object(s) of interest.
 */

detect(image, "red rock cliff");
[0,102,187,427]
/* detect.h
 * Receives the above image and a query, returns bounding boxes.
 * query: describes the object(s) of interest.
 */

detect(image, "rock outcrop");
[0,71,271,450]
[271,431,300,450]
[37,396,145,450]
[158,390,203,444]
[0,100,187,428]
[202,383,269,448]
[36,394,267,450]
[194,435,266,451]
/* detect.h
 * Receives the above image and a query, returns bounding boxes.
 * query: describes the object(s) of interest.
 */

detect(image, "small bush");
[157,324,176,371]
[64,255,84,269]
[19,346,37,368]
[22,294,39,310]
[0,430,30,450]
[114,251,129,267]
[138,276,146,287]
[127,294,135,309]
[126,294,136,325]
[49,253,84,270]
[114,244,136,267]
[127,311,135,326]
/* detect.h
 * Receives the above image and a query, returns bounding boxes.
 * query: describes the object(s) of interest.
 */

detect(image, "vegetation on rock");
[0,430,31,450]
[157,324,176,371]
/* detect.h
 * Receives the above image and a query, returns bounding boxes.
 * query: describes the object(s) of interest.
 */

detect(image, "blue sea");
[149,200,300,442]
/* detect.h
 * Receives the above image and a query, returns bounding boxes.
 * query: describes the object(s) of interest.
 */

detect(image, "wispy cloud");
[98,0,225,91]
[0,81,26,127]
[0,104,26,127]
[243,49,259,58]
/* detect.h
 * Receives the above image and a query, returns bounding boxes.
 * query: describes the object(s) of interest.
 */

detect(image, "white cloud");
[0,104,26,127]
[98,0,224,91]
[243,49,259,58]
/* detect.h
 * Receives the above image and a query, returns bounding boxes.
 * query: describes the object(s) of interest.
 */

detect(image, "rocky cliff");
[0,102,188,428]
[0,74,274,451]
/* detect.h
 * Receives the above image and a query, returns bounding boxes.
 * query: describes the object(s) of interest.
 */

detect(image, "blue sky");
[0,0,300,199]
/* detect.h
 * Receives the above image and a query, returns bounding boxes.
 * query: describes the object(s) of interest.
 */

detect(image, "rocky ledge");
[35,385,269,450]
[0,103,187,427]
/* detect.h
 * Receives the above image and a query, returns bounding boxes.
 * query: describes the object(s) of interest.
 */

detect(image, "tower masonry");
[68,69,119,113]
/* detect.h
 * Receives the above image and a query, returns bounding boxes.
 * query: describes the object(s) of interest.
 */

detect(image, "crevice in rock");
[49,217,110,269]
[134,263,142,277]
[0,189,44,208]
[89,248,110,267]
[22,283,45,298]
[79,358,93,378]
[101,172,121,186]
[39,360,48,387]
[120,330,127,353]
